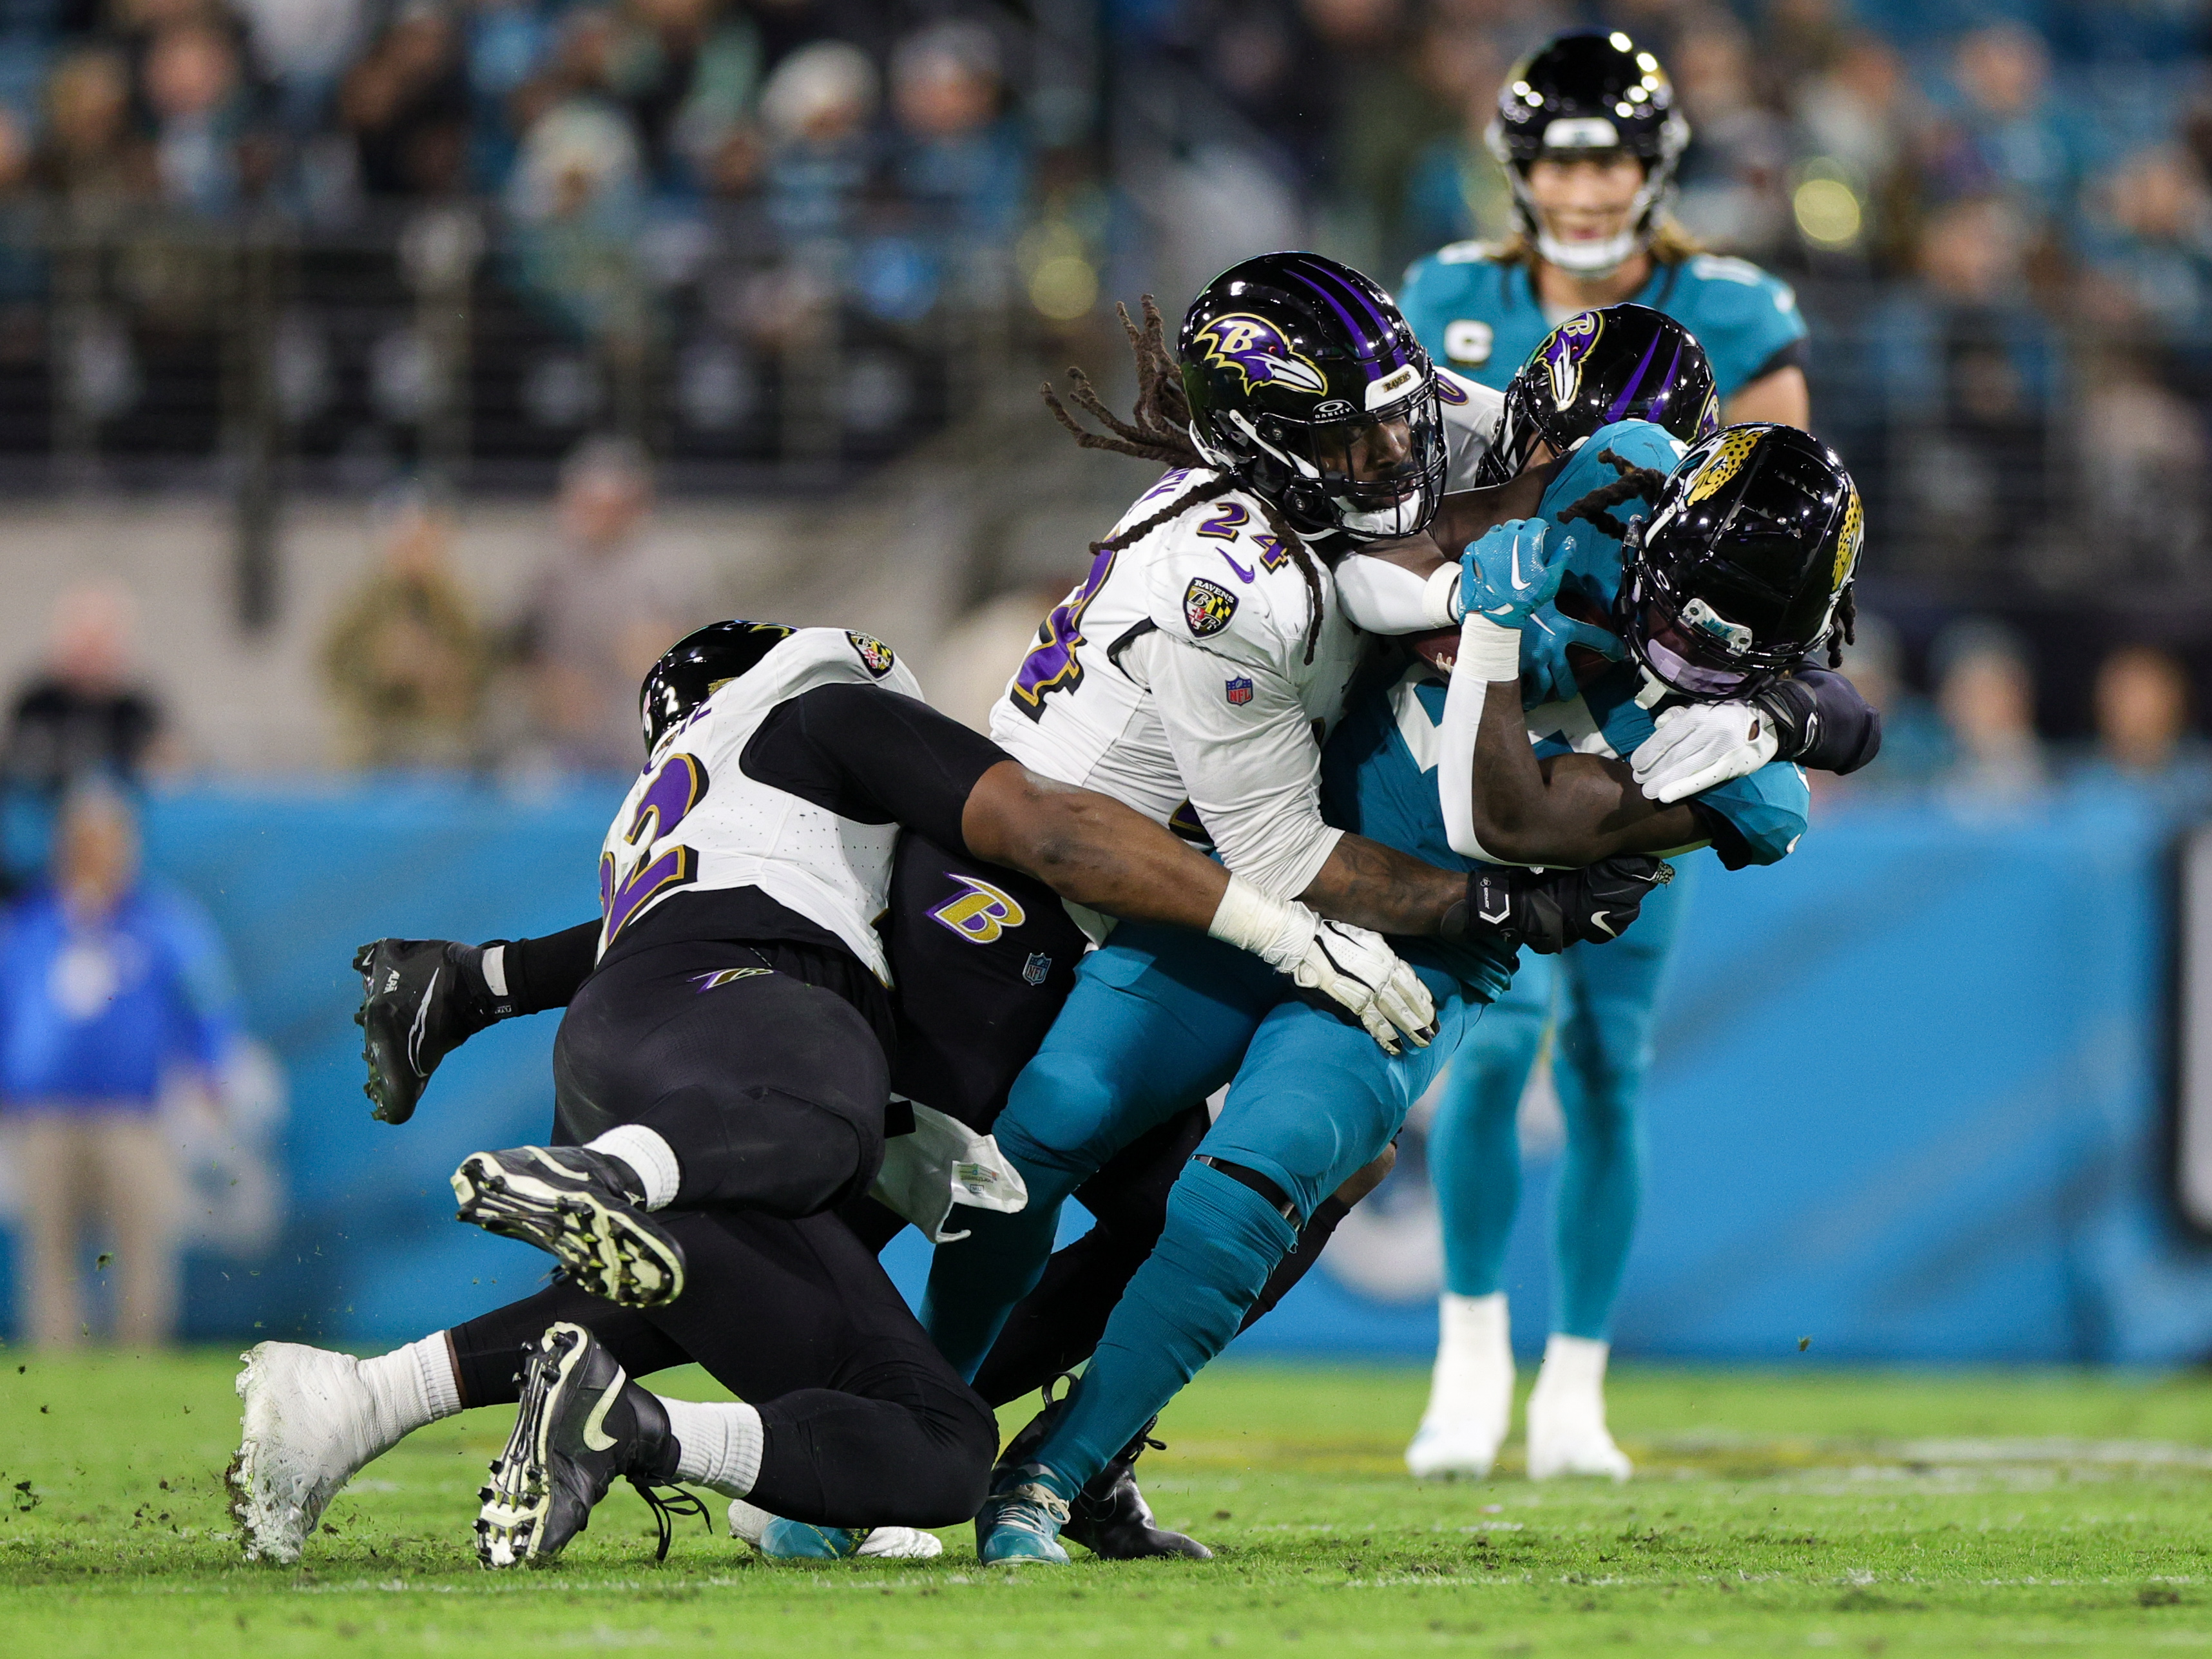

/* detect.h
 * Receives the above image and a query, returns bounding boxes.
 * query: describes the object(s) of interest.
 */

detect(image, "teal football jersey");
[1398,242,1808,402]
[1318,417,1810,964]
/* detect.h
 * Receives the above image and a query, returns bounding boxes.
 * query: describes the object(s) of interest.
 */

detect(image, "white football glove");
[1630,700,1780,803]
[1208,876,1437,1055]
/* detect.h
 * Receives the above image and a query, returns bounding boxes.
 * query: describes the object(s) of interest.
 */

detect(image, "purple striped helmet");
[1178,251,1447,544]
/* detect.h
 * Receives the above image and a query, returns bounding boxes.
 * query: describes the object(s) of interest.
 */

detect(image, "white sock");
[1532,1332,1610,1398]
[357,1334,464,1445]
[1423,1290,1513,1424]
[657,1396,764,1498]
[586,1124,681,1209]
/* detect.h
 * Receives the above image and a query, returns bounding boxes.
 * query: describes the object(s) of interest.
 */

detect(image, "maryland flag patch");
[847,631,896,676]
[1184,577,1238,638]
[1687,427,1762,506]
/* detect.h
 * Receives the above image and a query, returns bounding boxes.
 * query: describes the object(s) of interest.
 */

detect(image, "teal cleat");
[735,1504,945,1561]
[976,1465,1072,1566]
[760,1519,869,1559]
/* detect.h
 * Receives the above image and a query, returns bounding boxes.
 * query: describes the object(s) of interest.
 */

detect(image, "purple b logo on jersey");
[1539,311,1604,408]
[1191,314,1329,397]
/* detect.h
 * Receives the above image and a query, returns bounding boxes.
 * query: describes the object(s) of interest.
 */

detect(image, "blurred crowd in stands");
[0,0,1031,231]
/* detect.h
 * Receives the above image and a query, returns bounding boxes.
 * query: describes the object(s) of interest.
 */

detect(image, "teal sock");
[1028,1161,1296,1499]
[1548,1008,1646,1341]
[1428,979,1548,1299]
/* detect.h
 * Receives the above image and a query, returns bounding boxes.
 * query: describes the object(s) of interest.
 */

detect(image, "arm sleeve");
[499,922,603,1015]
[1128,628,1343,901]
[1334,555,1457,636]
[741,680,1012,853]
[1776,666,1883,776]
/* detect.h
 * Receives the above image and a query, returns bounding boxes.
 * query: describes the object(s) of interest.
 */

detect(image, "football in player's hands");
[1405,627,1460,676]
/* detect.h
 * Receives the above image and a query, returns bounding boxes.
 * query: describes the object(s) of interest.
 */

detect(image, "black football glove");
[1442,856,1671,956]
[352,937,501,1124]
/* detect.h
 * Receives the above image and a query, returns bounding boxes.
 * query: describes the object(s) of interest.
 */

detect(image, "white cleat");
[228,1343,402,1562]
[1407,1291,1515,1479]
[1524,1333,1631,1482]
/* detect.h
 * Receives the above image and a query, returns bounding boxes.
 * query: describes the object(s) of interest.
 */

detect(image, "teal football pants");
[1019,965,1485,1499]
[920,919,1480,1388]
[918,921,1278,1381]
[1425,852,1702,1341]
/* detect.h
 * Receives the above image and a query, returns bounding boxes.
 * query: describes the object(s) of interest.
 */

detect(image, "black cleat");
[476,1321,685,1568]
[353,938,494,1124]
[452,1146,687,1308]
[998,1394,1212,1562]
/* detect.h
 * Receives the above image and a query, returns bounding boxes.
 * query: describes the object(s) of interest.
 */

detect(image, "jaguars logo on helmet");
[1686,427,1762,506]
[1617,424,1860,700]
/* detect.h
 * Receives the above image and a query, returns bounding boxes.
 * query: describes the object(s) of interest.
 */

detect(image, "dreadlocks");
[1042,296,1332,663]
[1554,448,1669,541]
[1827,584,1856,669]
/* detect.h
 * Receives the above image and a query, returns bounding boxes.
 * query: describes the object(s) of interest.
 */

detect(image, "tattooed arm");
[1295,834,1471,937]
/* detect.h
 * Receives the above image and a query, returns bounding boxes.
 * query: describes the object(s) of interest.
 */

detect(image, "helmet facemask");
[1198,385,1448,546]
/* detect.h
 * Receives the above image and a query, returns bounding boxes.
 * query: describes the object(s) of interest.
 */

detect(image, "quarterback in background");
[1399,28,1809,428]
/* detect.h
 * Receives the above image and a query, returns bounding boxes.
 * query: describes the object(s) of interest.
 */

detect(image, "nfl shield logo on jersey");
[1022,952,1052,986]
[1225,675,1254,705]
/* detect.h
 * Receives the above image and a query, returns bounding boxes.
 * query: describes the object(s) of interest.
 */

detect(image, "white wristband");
[1455,613,1523,684]
[1207,873,1289,954]
[481,943,508,999]
[1424,564,1463,628]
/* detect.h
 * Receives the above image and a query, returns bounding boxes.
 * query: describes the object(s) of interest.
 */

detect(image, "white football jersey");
[985,368,1500,901]
[597,626,918,981]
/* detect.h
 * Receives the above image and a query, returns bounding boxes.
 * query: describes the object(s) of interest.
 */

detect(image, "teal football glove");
[1521,608,1628,706]
[1457,519,1563,629]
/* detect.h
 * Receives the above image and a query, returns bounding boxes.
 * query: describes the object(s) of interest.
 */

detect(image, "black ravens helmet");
[1618,425,1861,700]
[1487,30,1689,276]
[1474,303,1720,487]
[639,620,796,751]
[1178,251,1447,545]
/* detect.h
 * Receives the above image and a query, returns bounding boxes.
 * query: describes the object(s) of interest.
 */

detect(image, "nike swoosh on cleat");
[1588,910,1615,937]
[581,1372,625,1452]
[407,966,439,1074]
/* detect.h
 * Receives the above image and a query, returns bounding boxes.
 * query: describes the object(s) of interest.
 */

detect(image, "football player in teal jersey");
[1343,388,1878,1482]
[1398,29,1809,428]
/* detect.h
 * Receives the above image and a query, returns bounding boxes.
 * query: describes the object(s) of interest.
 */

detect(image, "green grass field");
[3,1348,2211,1656]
